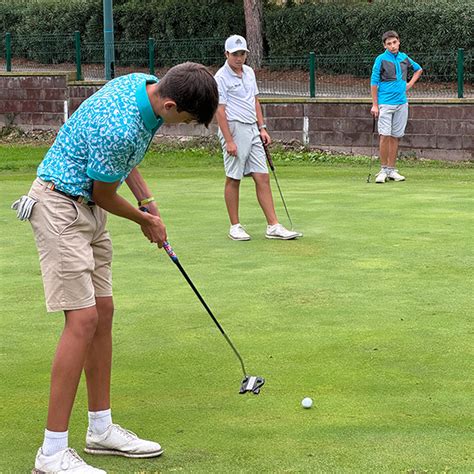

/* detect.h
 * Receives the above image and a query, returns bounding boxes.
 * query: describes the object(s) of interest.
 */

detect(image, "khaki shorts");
[28,178,113,313]
[378,103,409,138]
[218,121,268,180]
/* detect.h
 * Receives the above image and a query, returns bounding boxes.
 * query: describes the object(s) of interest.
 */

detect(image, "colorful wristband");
[138,196,155,207]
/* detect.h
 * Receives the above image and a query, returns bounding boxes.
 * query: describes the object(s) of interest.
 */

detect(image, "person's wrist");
[138,196,155,207]
[258,124,267,130]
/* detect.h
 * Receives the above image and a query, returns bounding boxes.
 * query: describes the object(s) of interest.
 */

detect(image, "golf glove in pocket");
[11,195,37,221]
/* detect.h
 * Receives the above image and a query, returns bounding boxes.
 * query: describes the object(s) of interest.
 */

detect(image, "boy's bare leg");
[388,136,400,167]
[225,177,241,225]
[252,172,278,226]
[84,296,114,411]
[379,135,390,167]
[46,306,99,432]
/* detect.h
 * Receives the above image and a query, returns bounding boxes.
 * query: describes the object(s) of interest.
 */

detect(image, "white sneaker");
[387,169,406,181]
[265,223,300,240]
[84,424,163,458]
[228,224,251,241]
[375,169,388,183]
[33,447,106,473]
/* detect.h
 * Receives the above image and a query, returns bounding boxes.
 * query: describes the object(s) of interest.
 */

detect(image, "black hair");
[157,62,219,127]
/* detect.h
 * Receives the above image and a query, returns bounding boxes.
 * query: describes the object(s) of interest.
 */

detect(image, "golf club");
[367,116,377,183]
[261,139,296,231]
[162,240,265,395]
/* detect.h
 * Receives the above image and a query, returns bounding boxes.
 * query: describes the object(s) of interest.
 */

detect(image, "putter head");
[239,375,265,395]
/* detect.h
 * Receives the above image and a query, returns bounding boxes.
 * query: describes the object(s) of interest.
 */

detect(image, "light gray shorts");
[28,178,113,313]
[378,103,409,138]
[218,121,268,180]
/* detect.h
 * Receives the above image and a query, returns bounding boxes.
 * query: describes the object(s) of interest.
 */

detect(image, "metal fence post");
[309,51,315,98]
[5,32,12,72]
[457,48,464,99]
[74,31,82,81]
[103,0,115,80]
[148,38,155,76]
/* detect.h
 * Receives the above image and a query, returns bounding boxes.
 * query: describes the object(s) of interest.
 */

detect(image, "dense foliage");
[265,0,473,56]
[1,0,472,64]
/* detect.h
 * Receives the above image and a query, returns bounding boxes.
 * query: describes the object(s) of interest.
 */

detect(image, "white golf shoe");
[33,447,106,473]
[375,169,388,183]
[265,223,301,240]
[84,424,163,458]
[387,169,406,181]
[228,224,251,241]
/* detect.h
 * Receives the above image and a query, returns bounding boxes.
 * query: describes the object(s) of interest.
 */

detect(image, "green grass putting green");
[0,144,473,472]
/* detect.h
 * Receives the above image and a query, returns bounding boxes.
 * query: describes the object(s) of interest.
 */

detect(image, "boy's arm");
[371,85,379,117]
[407,57,423,91]
[370,57,381,117]
[407,69,423,91]
[256,98,271,145]
[125,167,161,217]
[92,176,167,247]
[216,105,237,156]
[406,58,423,91]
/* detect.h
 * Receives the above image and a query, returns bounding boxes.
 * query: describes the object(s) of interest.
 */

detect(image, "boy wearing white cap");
[214,35,300,241]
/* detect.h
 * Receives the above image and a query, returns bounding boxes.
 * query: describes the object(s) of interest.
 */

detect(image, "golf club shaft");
[162,241,247,377]
[262,141,294,230]
[367,116,377,183]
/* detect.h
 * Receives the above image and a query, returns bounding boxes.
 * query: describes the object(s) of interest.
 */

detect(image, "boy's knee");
[65,306,100,339]
[226,177,241,187]
[96,297,114,318]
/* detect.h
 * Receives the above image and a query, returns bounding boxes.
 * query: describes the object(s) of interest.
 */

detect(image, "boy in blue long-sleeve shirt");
[370,31,422,183]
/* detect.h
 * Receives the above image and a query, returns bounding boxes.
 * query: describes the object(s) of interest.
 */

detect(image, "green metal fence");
[2,33,76,73]
[1,33,472,99]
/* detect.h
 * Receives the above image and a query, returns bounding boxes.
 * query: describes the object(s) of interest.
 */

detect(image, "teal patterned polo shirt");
[38,73,163,201]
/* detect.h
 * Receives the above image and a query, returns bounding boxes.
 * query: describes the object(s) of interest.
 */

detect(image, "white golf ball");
[301,397,313,409]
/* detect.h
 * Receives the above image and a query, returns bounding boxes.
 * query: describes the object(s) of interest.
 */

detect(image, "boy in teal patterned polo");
[20,62,218,473]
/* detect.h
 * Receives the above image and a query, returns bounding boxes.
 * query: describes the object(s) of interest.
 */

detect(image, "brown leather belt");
[44,181,95,206]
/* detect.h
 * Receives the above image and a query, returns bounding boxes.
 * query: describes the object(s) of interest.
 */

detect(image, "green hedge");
[1,0,472,67]
[1,0,244,66]
[265,0,473,56]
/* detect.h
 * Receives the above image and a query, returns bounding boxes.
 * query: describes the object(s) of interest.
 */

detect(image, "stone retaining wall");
[1,72,472,161]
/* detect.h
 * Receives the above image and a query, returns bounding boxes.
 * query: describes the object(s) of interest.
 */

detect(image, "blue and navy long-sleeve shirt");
[371,50,422,105]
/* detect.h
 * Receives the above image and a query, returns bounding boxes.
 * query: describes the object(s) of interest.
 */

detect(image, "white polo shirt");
[214,61,259,124]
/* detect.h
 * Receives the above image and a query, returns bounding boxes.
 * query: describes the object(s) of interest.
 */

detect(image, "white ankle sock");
[88,408,112,435]
[42,429,68,456]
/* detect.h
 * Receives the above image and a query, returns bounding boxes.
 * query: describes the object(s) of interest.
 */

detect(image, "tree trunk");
[244,0,264,69]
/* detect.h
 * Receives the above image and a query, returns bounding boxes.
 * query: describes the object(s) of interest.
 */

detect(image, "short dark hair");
[157,62,218,127]
[382,30,400,44]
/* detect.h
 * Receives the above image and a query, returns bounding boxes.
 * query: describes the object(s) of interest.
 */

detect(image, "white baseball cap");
[225,35,249,53]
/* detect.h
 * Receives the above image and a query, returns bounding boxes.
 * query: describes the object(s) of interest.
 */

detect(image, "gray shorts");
[218,121,268,180]
[378,103,409,138]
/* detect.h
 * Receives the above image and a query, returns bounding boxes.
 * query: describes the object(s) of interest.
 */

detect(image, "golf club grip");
[262,142,275,171]
[372,116,376,133]
[163,240,178,262]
